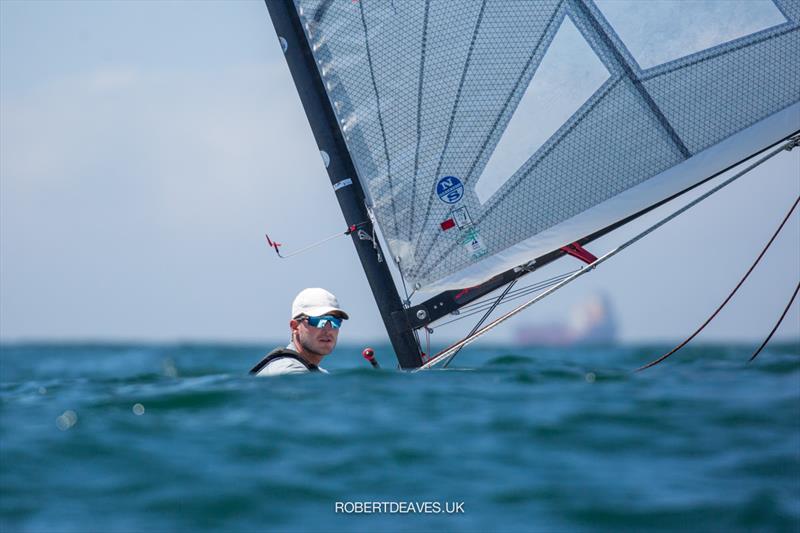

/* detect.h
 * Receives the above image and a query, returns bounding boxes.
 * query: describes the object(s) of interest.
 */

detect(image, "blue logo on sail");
[436,175,464,204]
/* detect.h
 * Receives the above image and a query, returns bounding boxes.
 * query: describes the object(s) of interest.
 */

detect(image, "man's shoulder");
[256,357,309,376]
[250,347,325,376]
[250,347,306,375]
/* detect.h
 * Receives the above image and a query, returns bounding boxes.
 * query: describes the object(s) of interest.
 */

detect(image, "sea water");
[1,342,798,532]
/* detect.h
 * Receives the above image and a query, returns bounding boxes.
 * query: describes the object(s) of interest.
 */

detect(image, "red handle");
[362,348,379,368]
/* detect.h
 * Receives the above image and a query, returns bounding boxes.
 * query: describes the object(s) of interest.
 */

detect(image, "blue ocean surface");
[1,341,798,532]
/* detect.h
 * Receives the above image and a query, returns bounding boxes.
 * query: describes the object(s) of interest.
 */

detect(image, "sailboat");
[262,0,799,369]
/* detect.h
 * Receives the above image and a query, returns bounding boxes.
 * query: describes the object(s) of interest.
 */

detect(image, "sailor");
[250,288,349,376]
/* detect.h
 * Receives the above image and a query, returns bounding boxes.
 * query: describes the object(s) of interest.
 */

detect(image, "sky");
[1,0,798,347]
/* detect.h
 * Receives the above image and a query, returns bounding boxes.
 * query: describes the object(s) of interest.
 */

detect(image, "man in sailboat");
[250,288,348,376]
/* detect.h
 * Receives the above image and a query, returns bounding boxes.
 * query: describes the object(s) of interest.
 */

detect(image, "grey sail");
[286,0,799,294]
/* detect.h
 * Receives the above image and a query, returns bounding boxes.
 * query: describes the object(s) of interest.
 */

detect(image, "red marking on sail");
[560,242,597,265]
[440,218,456,231]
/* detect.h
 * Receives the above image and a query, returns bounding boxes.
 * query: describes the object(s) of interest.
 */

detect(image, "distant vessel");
[514,294,618,346]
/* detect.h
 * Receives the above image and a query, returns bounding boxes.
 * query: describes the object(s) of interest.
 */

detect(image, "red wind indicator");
[265,233,285,258]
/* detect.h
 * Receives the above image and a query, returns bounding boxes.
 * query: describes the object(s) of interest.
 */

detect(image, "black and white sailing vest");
[249,347,320,375]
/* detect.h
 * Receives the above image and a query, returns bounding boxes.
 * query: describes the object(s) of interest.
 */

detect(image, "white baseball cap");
[291,288,349,320]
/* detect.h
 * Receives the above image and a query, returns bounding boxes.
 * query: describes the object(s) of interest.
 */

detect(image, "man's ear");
[289,319,299,331]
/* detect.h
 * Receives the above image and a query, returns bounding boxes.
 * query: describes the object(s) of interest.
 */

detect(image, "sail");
[290,0,799,294]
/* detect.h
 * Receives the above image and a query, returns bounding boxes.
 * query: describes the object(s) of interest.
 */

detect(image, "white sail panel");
[474,16,610,204]
[295,0,800,292]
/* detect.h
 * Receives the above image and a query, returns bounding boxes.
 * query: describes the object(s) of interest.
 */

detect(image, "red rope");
[637,195,800,372]
[748,281,800,363]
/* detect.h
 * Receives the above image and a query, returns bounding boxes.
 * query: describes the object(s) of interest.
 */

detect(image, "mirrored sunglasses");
[304,315,343,329]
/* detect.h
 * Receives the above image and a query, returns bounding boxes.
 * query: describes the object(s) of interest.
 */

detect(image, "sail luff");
[355,0,400,236]
[264,0,423,368]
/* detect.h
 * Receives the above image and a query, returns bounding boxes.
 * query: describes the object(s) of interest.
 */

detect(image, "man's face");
[291,315,341,356]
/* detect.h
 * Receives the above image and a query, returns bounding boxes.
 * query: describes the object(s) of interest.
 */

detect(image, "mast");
[264,1,423,368]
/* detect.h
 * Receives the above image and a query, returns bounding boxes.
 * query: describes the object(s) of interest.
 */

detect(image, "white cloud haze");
[1,0,798,346]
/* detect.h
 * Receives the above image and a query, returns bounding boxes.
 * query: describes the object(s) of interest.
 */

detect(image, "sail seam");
[414,75,623,280]
[415,12,797,282]
[411,5,566,276]
[410,0,488,255]
[639,23,798,82]
[461,7,566,189]
[572,0,690,158]
[773,0,797,24]
[358,0,400,235]
[416,0,707,281]
[408,1,431,241]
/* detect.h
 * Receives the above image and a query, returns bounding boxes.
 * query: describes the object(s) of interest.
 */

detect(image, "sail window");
[595,0,788,70]
[474,16,609,204]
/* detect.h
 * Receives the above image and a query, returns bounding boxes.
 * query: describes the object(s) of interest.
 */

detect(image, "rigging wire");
[456,274,559,311]
[637,195,800,371]
[432,270,579,329]
[442,278,518,368]
[363,205,424,362]
[424,325,431,361]
[424,269,574,366]
[748,281,800,362]
[397,260,426,366]
[393,258,424,357]
[264,223,364,259]
[398,264,412,307]
[453,269,580,314]
[415,134,799,371]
